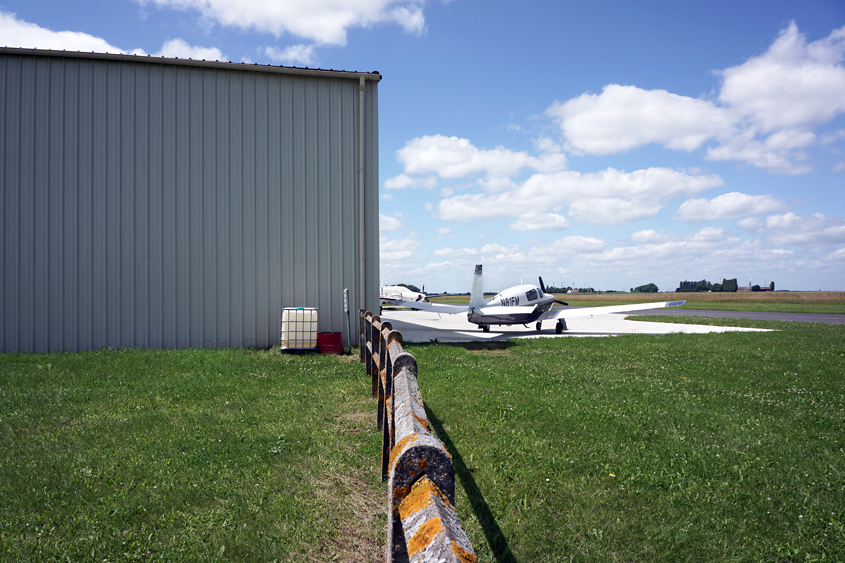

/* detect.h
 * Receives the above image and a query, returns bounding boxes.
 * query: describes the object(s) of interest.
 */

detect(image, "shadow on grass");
[426,406,517,563]
[410,341,520,352]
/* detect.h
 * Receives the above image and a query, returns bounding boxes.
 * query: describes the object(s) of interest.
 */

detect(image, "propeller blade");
[555,300,568,306]
[539,276,546,294]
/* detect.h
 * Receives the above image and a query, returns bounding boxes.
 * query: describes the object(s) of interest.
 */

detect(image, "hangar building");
[0,48,380,352]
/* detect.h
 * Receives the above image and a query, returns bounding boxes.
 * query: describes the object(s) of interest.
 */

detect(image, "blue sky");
[2,1,845,293]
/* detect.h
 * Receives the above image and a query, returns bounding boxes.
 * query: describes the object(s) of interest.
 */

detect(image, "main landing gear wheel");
[481,325,490,333]
[535,321,542,331]
[555,320,564,334]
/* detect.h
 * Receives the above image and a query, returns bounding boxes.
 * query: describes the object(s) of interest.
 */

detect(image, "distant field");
[428,291,845,314]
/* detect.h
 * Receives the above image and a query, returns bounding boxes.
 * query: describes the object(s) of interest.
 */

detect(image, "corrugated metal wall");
[0,51,379,352]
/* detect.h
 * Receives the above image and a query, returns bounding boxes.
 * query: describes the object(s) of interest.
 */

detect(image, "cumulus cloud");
[676,192,790,222]
[379,213,403,233]
[550,236,606,254]
[384,173,438,190]
[509,213,570,231]
[630,229,672,244]
[435,227,457,240]
[764,212,845,245]
[718,22,845,133]
[155,38,226,60]
[433,247,478,257]
[0,10,126,53]
[264,44,316,66]
[380,231,421,262]
[737,217,764,231]
[436,167,723,225]
[547,22,845,174]
[0,11,225,61]
[547,84,734,155]
[136,0,428,46]
[396,134,567,188]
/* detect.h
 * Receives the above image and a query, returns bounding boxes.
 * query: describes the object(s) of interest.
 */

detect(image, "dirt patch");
[314,471,386,563]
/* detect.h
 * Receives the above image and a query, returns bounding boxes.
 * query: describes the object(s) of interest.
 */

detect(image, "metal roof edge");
[0,47,382,81]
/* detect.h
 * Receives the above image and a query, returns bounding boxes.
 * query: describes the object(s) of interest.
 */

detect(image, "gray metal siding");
[0,52,379,352]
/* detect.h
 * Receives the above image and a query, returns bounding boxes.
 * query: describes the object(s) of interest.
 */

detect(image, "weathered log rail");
[359,309,477,563]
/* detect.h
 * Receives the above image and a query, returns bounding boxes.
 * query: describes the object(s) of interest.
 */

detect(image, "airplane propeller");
[539,276,568,306]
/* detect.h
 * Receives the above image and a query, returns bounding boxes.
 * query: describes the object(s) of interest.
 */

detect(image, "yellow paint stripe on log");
[451,540,478,563]
[407,517,443,556]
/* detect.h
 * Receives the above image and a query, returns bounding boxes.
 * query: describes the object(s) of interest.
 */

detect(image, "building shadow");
[426,406,517,563]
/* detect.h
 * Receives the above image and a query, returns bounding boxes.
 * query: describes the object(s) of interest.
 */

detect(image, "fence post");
[359,308,366,363]
[360,312,477,563]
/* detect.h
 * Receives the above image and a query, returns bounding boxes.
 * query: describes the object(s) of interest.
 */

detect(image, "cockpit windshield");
[525,288,540,301]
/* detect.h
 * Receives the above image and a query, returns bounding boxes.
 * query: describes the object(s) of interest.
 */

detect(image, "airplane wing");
[384,299,469,314]
[539,300,686,321]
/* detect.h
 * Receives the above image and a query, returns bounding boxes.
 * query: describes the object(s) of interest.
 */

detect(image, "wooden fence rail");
[359,309,477,563]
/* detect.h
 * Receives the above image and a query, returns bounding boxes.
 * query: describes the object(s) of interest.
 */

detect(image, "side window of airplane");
[525,288,539,301]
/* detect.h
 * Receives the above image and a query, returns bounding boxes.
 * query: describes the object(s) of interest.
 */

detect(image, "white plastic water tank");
[280,307,318,350]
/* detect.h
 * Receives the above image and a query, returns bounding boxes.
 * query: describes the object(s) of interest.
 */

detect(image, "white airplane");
[380,284,428,305]
[384,264,685,334]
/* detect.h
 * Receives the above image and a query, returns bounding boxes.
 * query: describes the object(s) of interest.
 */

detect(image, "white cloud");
[630,229,672,244]
[676,191,790,222]
[0,10,125,53]
[509,213,570,231]
[0,11,226,62]
[549,236,606,254]
[436,167,723,225]
[435,227,457,240]
[546,22,845,175]
[569,197,662,225]
[136,0,428,46]
[264,44,315,66]
[764,212,845,245]
[384,173,438,190]
[737,217,764,231]
[690,226,728,242]
[396,134,567,187]
[433,247,478,257]
[380,231,421,262]
[718,22,845,133]
[379,213,403,233]
[155,38,226,61]
[547,84,734,155]
[828,248,845,261]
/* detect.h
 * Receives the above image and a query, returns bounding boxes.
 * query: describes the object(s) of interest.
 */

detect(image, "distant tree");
[722,278,738,292]
[398,283,421,293]
[634,283,659,293]
[630,287,634,293]
[751,284,761,292]
[677,279,711,292]
[712,283,722,292]
[770,281,775,291]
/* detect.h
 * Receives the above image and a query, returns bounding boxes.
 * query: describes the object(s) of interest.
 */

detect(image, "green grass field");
[0,349,384,562]
[407,320,845,562]
[2,317,844,561]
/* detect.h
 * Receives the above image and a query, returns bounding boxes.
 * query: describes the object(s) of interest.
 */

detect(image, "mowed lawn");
[0,349,385,562]
[408,320,845,562]
[2,319,844,562]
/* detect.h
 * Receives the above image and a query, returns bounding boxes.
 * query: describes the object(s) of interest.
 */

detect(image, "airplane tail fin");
[469,264,485,309]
